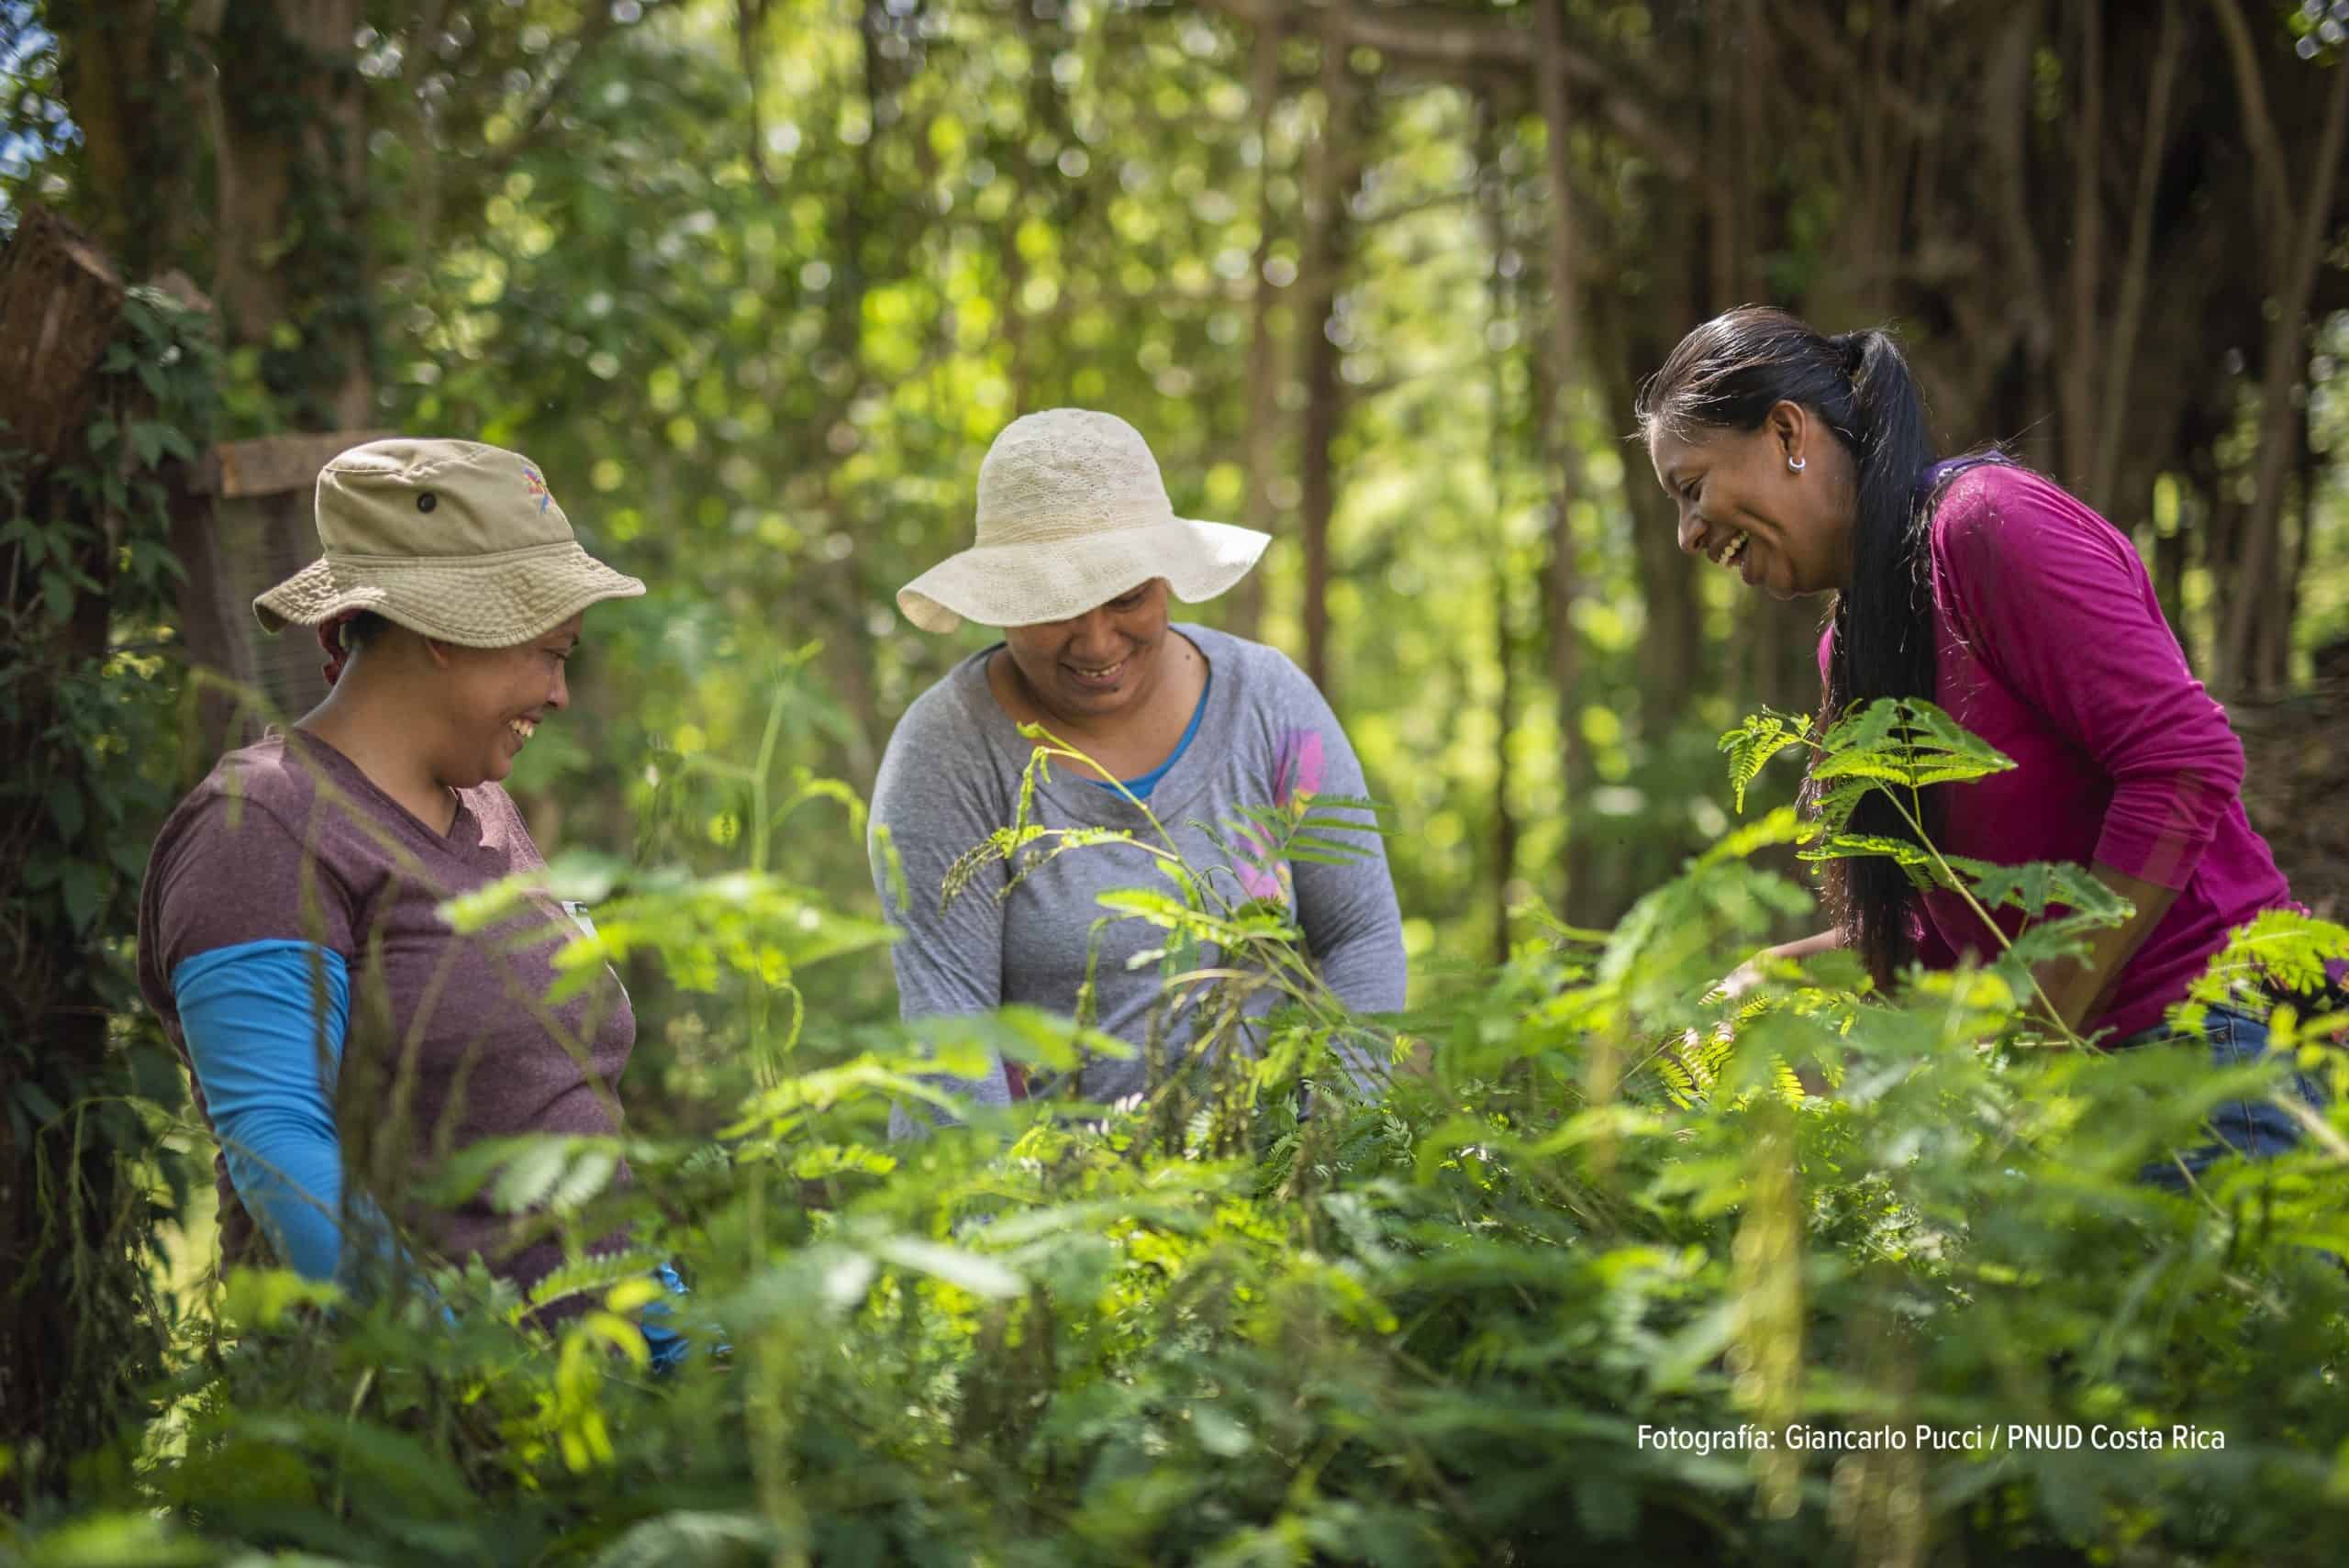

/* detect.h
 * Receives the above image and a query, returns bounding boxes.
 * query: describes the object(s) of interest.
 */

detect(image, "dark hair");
[318,609,394,689]
[1634,306,1941,986]
[342,610,391,651]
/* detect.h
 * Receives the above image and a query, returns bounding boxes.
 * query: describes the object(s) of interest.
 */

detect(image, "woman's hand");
[1698,929,1846,1097]
[1706,956,1766,1007]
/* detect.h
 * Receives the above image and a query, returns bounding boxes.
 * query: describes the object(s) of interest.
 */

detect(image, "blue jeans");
[2133,1006,2331,1192]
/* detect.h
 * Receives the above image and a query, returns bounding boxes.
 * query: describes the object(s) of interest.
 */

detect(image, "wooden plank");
[178,429,385,753]
[176,490,346,752]
[196,429,393,498]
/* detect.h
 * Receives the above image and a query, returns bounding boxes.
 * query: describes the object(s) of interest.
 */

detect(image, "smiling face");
[429,613,582,787]
[1001,579,1172,725]
[1648,402,1859,600]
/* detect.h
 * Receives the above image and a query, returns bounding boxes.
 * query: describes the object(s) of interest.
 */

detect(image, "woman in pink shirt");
[1635,306,2332,1185]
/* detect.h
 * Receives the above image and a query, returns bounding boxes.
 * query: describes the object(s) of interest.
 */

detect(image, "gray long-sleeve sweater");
[869,624,1407,1114]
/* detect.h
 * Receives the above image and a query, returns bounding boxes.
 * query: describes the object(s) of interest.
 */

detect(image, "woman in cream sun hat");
[872,408,1408,1131]
[896,406,1272,631]
[139,438,697,1366]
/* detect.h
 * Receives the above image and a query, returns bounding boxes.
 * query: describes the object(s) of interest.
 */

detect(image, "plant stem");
[1880,772,2087,1051]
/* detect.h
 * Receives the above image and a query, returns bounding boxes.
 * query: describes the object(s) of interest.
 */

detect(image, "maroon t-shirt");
[137,728,635,1294]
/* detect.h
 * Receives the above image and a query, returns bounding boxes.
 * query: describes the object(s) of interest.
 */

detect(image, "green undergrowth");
[8,699,2349,1568]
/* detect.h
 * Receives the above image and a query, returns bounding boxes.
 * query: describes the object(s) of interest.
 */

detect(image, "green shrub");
[11,698,2346,1568]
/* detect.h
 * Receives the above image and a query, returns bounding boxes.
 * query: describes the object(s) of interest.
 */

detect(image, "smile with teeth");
[507,717,538,743]
[1070,659,1125,683]
[1712,531,1751,568]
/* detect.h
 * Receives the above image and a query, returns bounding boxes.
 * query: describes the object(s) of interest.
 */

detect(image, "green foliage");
[1723,698,2155,1035]
[16,698,2349,1565]
[1753,695,2020,858]
[9,0,2349,1549]
[0,283,218,1490]
[1719,711,1817,815]
[3,288,215,950]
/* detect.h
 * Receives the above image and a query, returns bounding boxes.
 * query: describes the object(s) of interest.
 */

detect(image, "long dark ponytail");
[1635,306,1942,985]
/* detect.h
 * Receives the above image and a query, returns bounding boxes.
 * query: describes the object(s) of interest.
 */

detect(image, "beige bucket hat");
[896,408,1271,632]
[253,438,645,645]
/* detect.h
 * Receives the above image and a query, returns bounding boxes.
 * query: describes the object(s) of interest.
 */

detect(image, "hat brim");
[896,517,1270,633]
[253,541,647,647]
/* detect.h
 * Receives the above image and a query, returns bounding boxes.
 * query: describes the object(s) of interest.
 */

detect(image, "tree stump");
[0,206,123,462]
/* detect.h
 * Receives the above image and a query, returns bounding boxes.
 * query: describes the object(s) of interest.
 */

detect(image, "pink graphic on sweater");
[1235,728,1325,904]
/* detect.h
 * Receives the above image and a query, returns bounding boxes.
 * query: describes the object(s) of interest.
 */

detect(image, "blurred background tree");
[5,0,2348,1287]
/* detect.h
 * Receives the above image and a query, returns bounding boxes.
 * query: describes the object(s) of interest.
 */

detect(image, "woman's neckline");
[969,624,1224,811]
[280,725,473,845]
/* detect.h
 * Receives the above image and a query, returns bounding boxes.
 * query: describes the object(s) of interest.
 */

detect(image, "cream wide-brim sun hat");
[253,438,644,646]
[896,408,1270,633]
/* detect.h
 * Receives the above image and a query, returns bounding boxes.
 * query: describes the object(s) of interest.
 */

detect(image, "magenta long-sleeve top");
[1820,462,2299,1042]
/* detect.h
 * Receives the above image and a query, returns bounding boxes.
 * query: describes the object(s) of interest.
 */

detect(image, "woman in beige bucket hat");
[137,439,694,1363]
[872,409,1408,1129]
[252,436,646,800]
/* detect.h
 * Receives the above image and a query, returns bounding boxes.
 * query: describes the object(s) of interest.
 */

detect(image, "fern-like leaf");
[1719,711,1814,813]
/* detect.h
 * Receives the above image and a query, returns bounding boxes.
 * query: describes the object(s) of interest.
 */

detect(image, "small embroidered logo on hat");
[522,464,551,511]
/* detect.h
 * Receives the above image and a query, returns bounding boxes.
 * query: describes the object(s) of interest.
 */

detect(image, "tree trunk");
[2264,395,2321,692]
[2214,42,2349,695]
[1730,0,1765,305]
[65,2,383,759]
[1296,33,1356,698]
[2057,0,2103,493]
[1679,3,1821,721]
[55,1,198,278]
[1492,549,1521,962]
[2154,517,2189,657]
[1296,306,1339,695]
[75,0,387,789]
[1229,8,1286,643]
[1479,110,1520,962]
[209,0,374,428]
[1982,6,2056,414]
[0,208,173,1506]
[1612,161,1709,730]
[2087,0,2185,511]
[807,0,907,786]
[1532,0,1603,926]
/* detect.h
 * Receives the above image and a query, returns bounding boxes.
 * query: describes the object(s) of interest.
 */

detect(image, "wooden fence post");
[176,431,390,760]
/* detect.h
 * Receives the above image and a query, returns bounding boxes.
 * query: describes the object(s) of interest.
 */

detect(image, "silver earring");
[1787,456,1806,473]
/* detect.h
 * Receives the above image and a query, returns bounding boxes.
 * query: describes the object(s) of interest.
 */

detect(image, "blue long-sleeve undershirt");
[1081,669,1212,801]
[172,940,370,1284]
